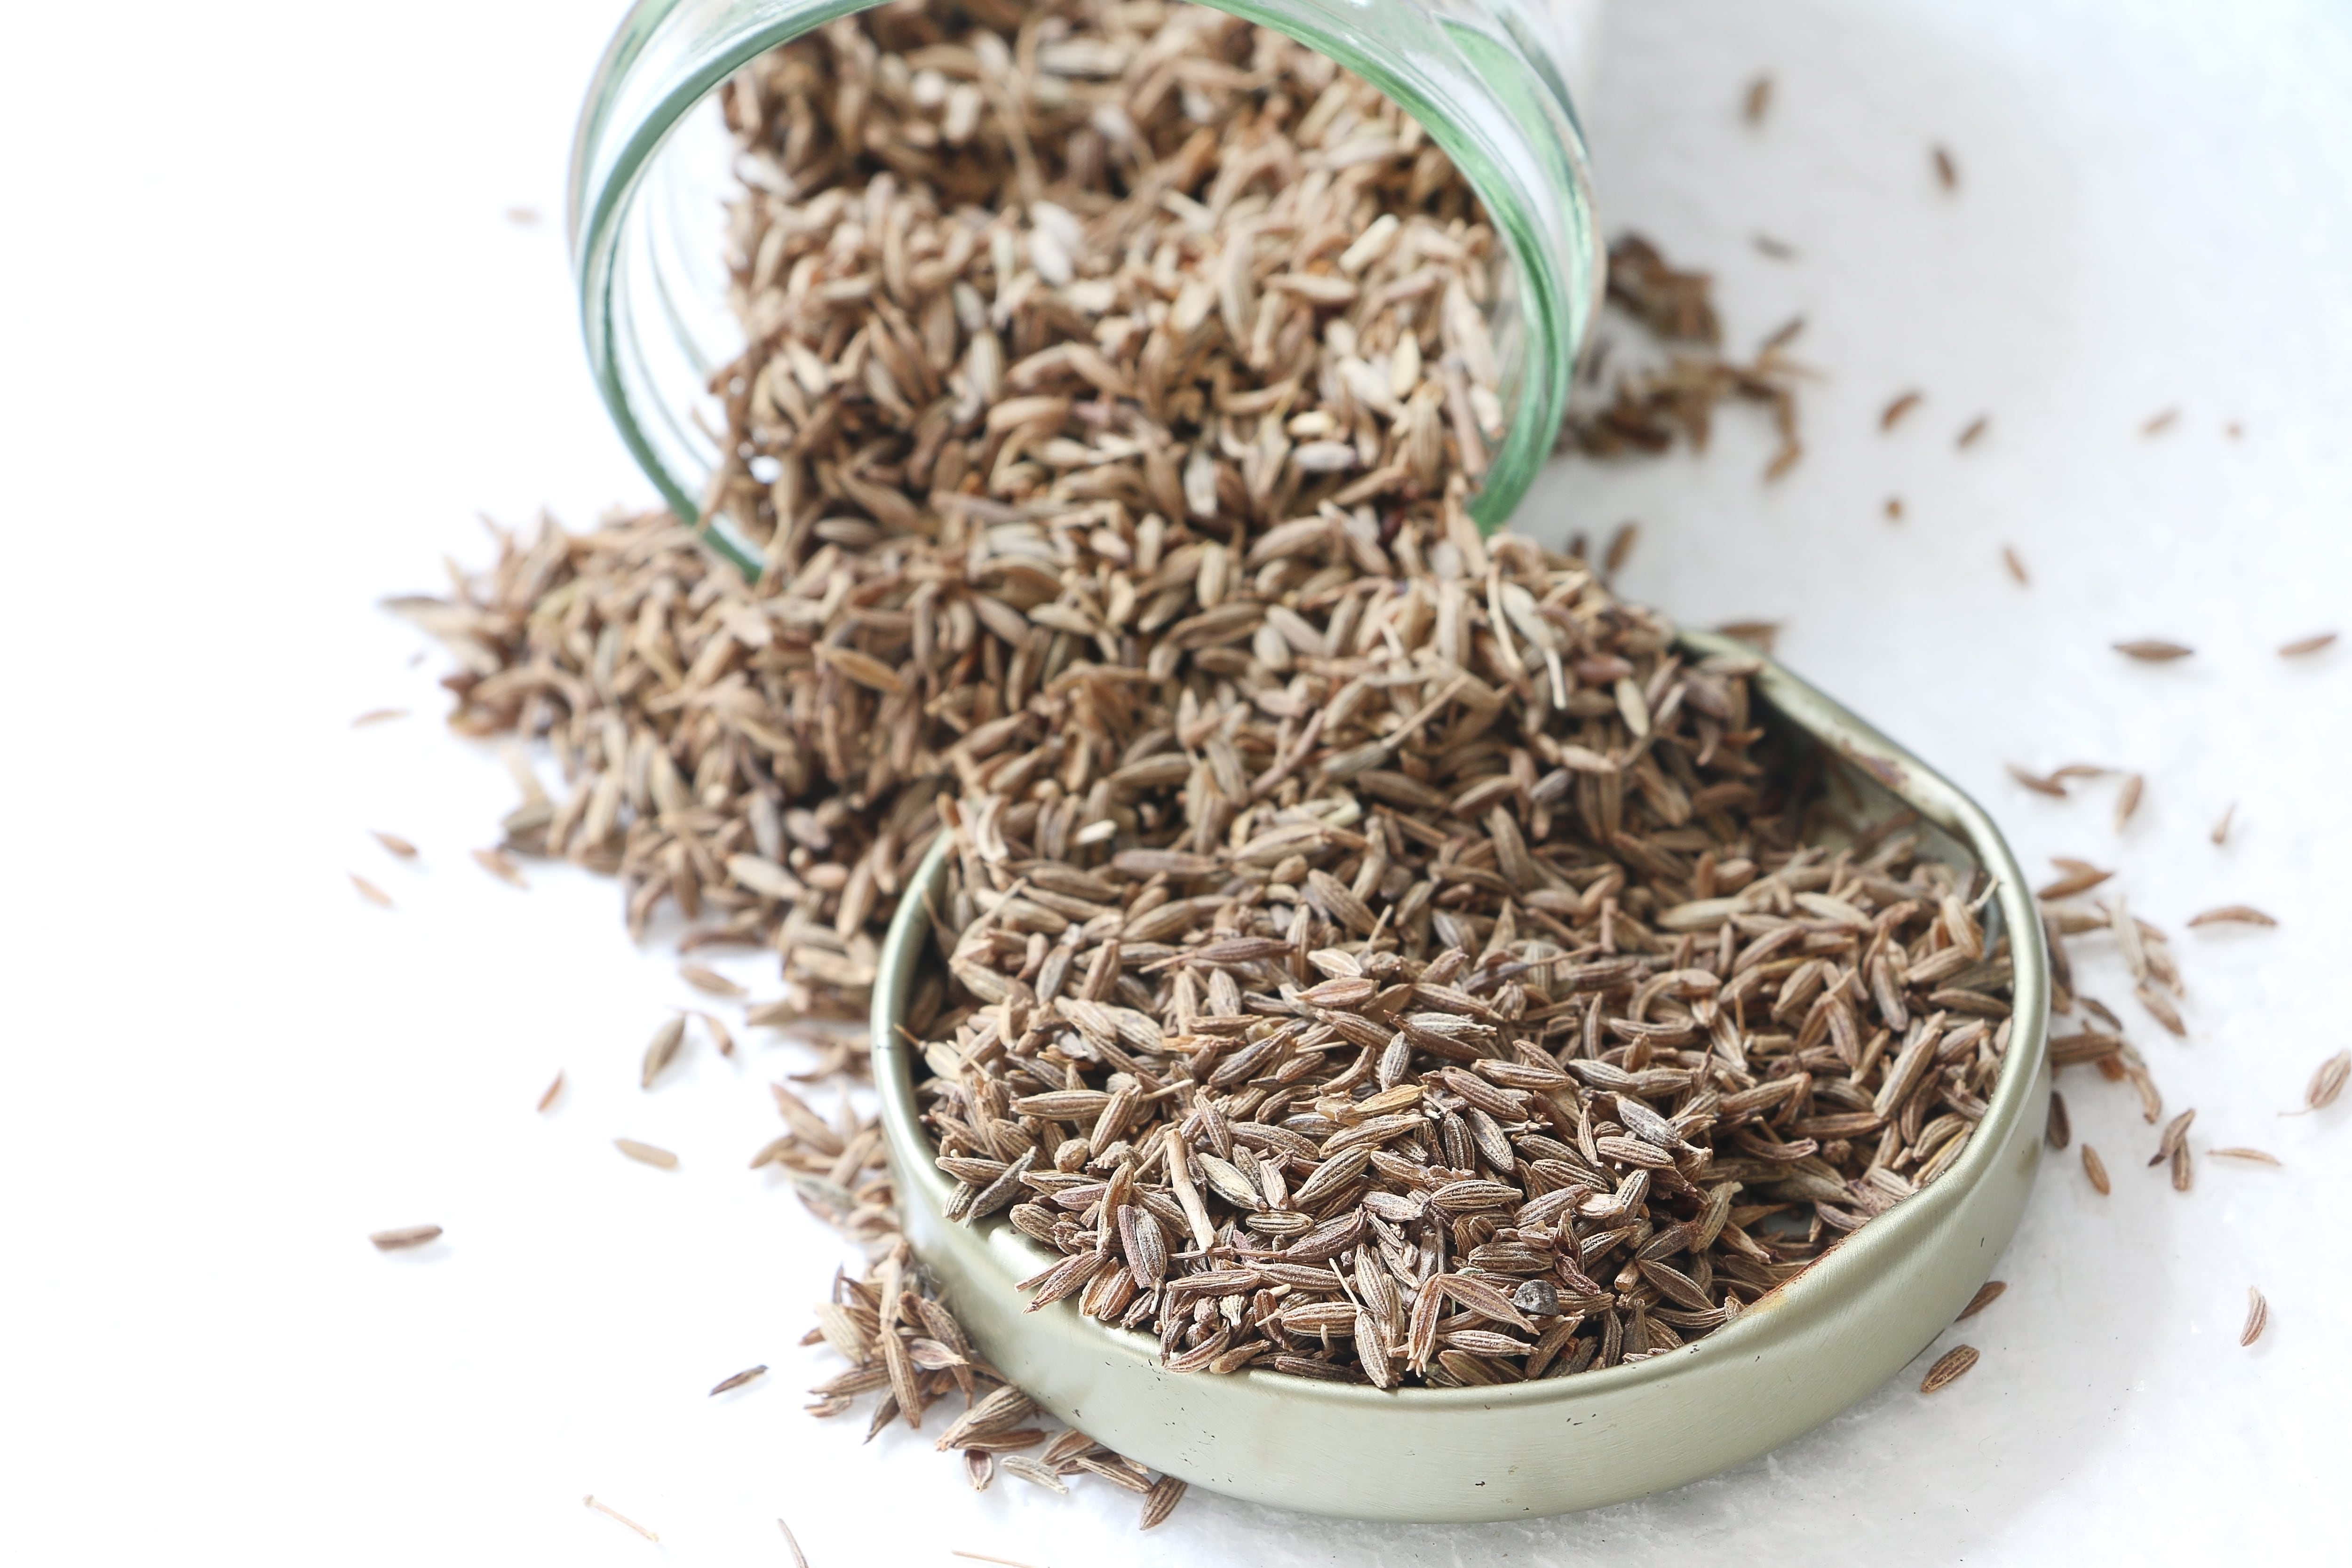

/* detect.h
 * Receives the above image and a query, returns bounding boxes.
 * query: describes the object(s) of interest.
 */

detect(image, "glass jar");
[570,0,1604,574]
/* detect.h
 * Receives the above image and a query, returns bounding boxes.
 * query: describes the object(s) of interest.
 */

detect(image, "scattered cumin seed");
[2296,1051,2350,1113]
[2046,1090,2071,1150]
[1763,441,1804,481]
[2114,773,2144,830]
[1884,496,1904,520]
[537,1070,564,1113]
[778,1518,810,1568]
[2002,546,2028,586]
[1931,145,1959,191]
[2039,858,2113,899]
[696,1010,735,1057]
[2279,632,2337,657]
[584,1496,657,1542]
[2153,1108,2196,1166]
[2114,640,2193,661]
[1956,415,1988,448]
[2212,1147,2280,1166]
[2141,407,2179,437]
[1752,233,1797,261]
[2211,803,2235,844]
[2083,1145,2111,1194]
[614,1138,678,1170]
[471,846,528,889]
[1604,521,1639,577]
[1957,1281,2006,1321]
[2170,1142,2193,1192]
[351,707,407,727]
[350,873,393,908]
[1920,1345,1978,1392]
[642,1016,688,1088]
[503,205,541,227]
[1743,74,1773,124]
[680,963,747,998]
[1141,1473,1189,1530]
[2008,764,2067,798]
[1881,390,1923,430]
[709,1364,767,1396]
[2187,905,2275,928]
[372,830,418,860]
[369,1224,443,1251]
[2240,1288,2268,1346]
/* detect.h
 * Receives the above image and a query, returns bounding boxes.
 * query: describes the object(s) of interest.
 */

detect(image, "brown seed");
[2211,803,2236,844]
[351,707,408,726]
[615,1138,678,1170]
[2170,1141,2193,1192]
[2300,1051,2350,1112]
[1743,74,1773,124]
[1956,1281,2006,1321]
[2007,764,2068,798]
[696,1011,736,1057]
[1919,1344,1978,1393]
[2002,547,2028,586]
[679,963,747,998]
[1604,521,1639,578]
[2082,1145,2111,1194]
[2114,640,2193,662]
[584,1497,657,1542]
[1140,1473,1188,1530]
[2211,1147,2280,1166]
[2114,773,2143,830]
[778,1518,809,1568]
[2038,858,2113,899]
[369,1224,443,1251]
[1884,496,1905,520]
[472,846,528,888]
[2140,407,2179,436]
[1881,390,1923,430]
[709,1364,768,1396]
[2240,1287,2268,1346]
[2187,905,2276,928]
[642,1015,688,1088]
[536,1070,564,1114]
[372,830,419,860]
[2279,632,2337,657]
[2045,1090,2071,1150]
[350,873,393,908]
[2153,1108,2196,1166]
[1931,145,1959,191]
[1956,414,1988,448]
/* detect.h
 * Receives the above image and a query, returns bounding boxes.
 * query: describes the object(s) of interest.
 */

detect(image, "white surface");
[2,1,2349,1563]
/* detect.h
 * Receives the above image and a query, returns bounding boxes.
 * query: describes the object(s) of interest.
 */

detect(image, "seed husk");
[615,1138,679,1170]
[2082,1145,2111,1195]
[369,1224,442,1251]
[2114,640,2193,662]
[1956,1281,2005,1321]
[2240,1287,2268,1346]
[709,1364,768,1395]
[584,1496,657,1542]
[1919,1344,1978,1392]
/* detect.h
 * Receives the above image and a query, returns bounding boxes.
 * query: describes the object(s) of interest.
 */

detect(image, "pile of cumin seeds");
[908,543,2018,1388]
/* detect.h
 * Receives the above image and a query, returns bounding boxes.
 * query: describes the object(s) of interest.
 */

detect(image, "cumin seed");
[369,1224,443,1251]
[1919,1344,1977,1392]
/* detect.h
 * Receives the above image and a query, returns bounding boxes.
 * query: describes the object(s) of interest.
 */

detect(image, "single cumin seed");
[350,873,393,909]
[615,1138,679,1170]
[2279,631,2336,657]
[372,830,418,860]
[584,1496,658,1542]
[1920,1344,1978,1392]
[351,707,408,726]
[472,846,528,888]
[1956,1281,2006,1321]
[2240,1288,2268,1347]
[2082,1145,2111,1194]
[2114,639,2193,661]
[537,1070,564,1114]
[369,1225,442,1251]
[709,1364,768,1396]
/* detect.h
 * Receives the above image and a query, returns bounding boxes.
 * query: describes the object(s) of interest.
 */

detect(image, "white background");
[2,1,2349,1563]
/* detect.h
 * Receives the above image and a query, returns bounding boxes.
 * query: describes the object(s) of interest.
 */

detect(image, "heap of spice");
[907,547,2016,1386]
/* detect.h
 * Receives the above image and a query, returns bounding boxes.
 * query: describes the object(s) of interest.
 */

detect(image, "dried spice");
[2082,1145,2110,1195]
[537,1070,565,1113]
[369,1224,443,1251]
[1919,1344,1976,1392]
[2295,1051,2349,1114]
[2114,640,2192,662]
[350,873,394,909]
[2045,1090,2070,1150]
[1956,1280,2005,1320]
[2279,632,2337,658]
[372,830,419,860]
[1880,391,1922,430]
[2211,1146,2279,1166]
[615,1138,681,1170]
[473,846,529,888]
[709,1364,769,1395]
[2240,1287,2268,1347]
[352,707,408,727]
[2186,905,2274,928]
[1930,146,1959,192]
[1742,76,1773,126]
[2140,408,2178,437]
[584,1496,658,1542]
[2002,548,2028,587]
